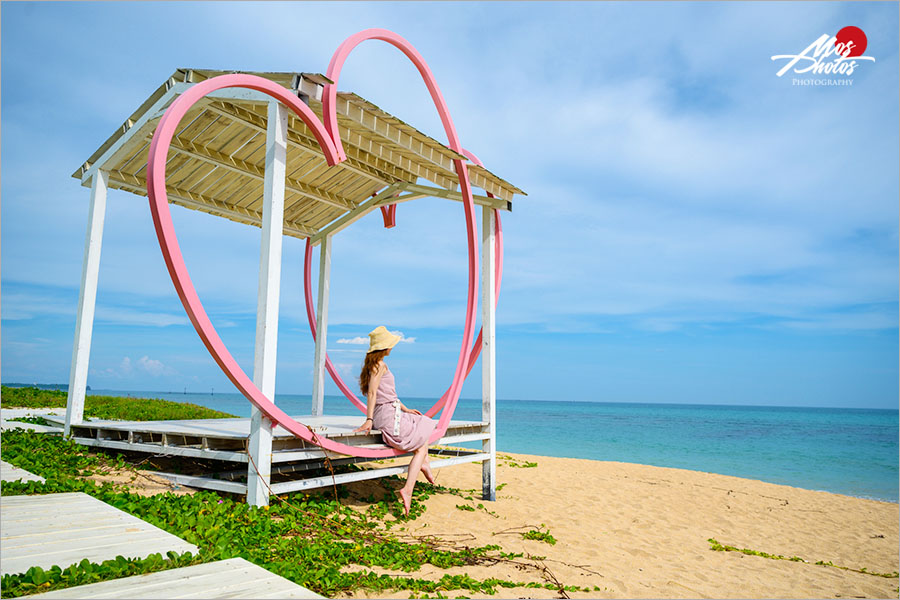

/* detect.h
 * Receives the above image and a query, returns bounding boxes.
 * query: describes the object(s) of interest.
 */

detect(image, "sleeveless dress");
[372,365,436,452]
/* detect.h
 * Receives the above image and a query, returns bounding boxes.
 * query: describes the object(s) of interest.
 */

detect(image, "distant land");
[1,383,89,391]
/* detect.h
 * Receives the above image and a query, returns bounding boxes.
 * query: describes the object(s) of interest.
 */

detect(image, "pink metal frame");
[146,29,502,457]
[302,150,504,417]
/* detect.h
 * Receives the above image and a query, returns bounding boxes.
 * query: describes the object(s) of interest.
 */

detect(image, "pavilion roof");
[72,69,524,240]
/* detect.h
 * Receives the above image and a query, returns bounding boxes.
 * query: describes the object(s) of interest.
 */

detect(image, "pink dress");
[372,365,436,452]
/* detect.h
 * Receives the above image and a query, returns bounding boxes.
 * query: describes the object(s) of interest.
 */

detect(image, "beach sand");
[337,452,899,599]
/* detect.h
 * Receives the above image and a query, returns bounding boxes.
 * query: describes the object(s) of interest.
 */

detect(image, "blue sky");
[2,2,897,409]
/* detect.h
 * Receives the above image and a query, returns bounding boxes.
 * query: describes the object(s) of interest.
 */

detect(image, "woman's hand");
[353,419,373,433]
[402,407,422,416]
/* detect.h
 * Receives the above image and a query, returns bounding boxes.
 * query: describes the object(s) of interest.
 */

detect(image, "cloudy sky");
[2,2,897,409]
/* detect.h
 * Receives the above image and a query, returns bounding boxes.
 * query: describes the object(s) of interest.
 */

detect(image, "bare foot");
[398,486,412,516]
[421,462,435,485]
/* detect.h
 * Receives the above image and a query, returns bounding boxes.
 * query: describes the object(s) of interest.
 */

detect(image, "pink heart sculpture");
[302,148,504,417]
[146,29,498,457]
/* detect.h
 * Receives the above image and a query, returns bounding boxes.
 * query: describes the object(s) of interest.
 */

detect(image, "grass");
[1,386,235,421]
[0,394,588,598]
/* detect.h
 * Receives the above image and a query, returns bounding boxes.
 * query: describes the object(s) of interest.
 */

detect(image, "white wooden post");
[65,170,109,437]
[247,101,287,507]
[481,206,497,501]
[311,234,332,416]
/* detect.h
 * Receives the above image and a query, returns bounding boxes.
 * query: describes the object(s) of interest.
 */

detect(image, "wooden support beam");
[166,136,358,211]
[481,205,497,502]
[311,234,332,416]
[201,100,415,187]
[65,171,109,437]
[333,121,459,191]
[247,102,288,507]
[379,182,512,212]
[269,452,491,495]
[308,183,403,246]
[107,171,317,238]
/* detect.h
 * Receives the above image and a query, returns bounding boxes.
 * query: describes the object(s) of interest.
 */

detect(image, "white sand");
[338,452,899,599]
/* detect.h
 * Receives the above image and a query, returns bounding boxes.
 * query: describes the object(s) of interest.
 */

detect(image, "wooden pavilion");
[65,68,524,505]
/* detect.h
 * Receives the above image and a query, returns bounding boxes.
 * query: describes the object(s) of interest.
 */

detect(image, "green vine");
[708,539,899,578]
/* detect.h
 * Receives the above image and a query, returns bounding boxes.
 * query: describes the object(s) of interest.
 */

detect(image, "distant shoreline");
[5,383,895,412]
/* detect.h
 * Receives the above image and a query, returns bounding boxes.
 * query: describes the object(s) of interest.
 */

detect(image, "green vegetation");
[7,416,54,427]
[708,539,899,578]
[0,386,235,421]
[1,425,590,597]
[498,454,537,468]
[4,552,201,597]
[522,526,557,545]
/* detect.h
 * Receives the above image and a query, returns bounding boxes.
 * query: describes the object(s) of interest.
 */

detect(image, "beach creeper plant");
[707,538,899,579]
[1,426,592,598]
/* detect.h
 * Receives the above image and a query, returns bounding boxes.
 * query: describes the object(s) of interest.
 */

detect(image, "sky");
[1,2,898,410]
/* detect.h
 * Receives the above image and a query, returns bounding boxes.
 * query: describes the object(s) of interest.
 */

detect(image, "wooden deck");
[1,492,197,577]
[0,461,46,484]
[22,557,323,598]
[50,414,488,463]
[40,414,489,496]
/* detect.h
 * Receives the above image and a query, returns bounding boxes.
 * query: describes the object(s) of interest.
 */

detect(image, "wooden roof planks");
[72,69,525,241]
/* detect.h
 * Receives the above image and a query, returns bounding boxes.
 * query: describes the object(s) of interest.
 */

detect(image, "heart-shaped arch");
[146,29,486,457]
[302,151,505,417]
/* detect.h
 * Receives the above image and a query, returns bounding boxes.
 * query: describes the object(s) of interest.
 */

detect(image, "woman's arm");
[399,400,422,415]
[353,362,385,432]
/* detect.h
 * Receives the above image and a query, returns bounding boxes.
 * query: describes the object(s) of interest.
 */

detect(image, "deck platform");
[23,557,323,598]
[1,492,198,577]
[47,414,490,495]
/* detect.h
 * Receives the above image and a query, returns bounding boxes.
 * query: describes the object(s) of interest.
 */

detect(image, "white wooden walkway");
[0,492,197,577]
[1,408,65,434]
[1,461,46,484]
[22,557,323,598]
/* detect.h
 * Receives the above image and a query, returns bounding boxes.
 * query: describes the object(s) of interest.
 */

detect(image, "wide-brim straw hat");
[368,326,402,353]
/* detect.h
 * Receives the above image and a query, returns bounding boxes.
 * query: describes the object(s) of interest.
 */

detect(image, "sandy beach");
[336,452,899,599]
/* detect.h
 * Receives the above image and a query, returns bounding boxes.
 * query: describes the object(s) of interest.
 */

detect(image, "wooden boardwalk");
[1,492,197,577]
[49,414,488,463]
[22,557,323,598]
[1,461,46,484]
[1,408,65,434]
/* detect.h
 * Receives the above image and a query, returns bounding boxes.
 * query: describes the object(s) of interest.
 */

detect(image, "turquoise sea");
[92,389,899,503]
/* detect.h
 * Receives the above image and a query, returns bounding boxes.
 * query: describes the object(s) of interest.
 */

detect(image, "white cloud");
[137,355,177,377]
[336,331,416,345]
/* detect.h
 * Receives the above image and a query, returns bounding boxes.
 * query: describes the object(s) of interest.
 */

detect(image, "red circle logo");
[835,26,867,57]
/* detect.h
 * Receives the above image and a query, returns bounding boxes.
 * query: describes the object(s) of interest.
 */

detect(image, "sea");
[90,389,899,503]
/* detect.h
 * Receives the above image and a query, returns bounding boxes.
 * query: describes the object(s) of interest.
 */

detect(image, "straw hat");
[368,326,402,353]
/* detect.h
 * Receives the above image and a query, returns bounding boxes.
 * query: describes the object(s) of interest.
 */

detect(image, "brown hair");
[359,349,390,395]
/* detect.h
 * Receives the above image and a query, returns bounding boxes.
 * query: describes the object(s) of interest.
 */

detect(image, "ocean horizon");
[15,386,899,504]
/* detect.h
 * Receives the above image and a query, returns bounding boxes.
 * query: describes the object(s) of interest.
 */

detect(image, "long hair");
[359,349,390,395]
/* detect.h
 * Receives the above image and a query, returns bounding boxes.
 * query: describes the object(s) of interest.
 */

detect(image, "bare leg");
[421,454,435,485]
[398,444,429,516]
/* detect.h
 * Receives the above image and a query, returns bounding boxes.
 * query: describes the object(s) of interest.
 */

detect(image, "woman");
[354,325,436,515]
